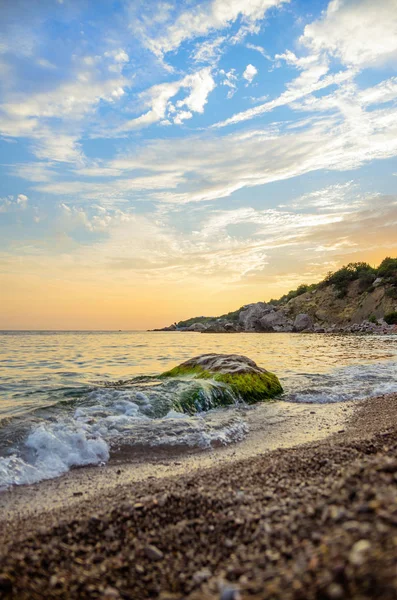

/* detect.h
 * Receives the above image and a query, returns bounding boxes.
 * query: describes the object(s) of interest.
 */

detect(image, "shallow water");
[0,331,396,488]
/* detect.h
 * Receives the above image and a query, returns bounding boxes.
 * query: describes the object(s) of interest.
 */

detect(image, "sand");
[0,394,397,599]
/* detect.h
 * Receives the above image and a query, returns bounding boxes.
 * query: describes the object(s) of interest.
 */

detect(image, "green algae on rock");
[161,353,283,413]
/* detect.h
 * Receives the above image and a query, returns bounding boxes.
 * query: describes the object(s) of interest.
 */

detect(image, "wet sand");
[1,394,397,599]
[0,400,353,524]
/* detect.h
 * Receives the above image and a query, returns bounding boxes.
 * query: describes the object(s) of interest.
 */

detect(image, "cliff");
[153,258,397,334]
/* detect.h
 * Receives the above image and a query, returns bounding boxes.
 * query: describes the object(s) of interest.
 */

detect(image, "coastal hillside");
[156,257,397,333]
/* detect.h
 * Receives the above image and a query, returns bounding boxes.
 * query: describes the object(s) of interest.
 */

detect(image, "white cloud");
[220,69,238,98]
[173,111,193,125]
[10,164,49,182]
[0,194,29,213]
[177,68,216,113]
[0,46,131,161]
[11,186,396,294]
[37,58,56,69]
[31,132,84,164]
[192,36,225,65]
[109,49,129,63]
[59,203,132,232]
[2,74,126,122]
[0,198,12,213]
[123,67,215,130]
[16,193,28,206]
[33,90,397,209]
[246,43,271,60]
[212,61,353,128]
[243,63,258,84]
[139,0,289,57]
[301,0,397,68]
[210,0,397,130]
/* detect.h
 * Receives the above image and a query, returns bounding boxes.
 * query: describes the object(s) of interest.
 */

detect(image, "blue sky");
[0,0,397,328]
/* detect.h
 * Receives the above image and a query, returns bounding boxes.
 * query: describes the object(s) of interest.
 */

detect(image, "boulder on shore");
[185,322,207,332]
[238,302,274,331]
[161,353,283,411]
[260,311,291,332]
[293,313,313,332]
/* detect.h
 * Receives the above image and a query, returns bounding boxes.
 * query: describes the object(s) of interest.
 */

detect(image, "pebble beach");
[1,393,397,599]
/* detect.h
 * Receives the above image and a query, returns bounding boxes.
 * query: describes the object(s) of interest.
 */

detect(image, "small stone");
[103,587,120,598]
[378,459,397,473]
[349,539,371,566]
[135,564,145,574]
[145,544,164,561]
[220,586,241,600]
[326,583,344,599]
[193,568,212,584]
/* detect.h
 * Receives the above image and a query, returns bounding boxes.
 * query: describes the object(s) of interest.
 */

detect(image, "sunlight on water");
[0,331,396,489]
[1,330,396,416]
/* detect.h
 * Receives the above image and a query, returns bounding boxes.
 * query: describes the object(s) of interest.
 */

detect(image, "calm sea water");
[0,331,396,489]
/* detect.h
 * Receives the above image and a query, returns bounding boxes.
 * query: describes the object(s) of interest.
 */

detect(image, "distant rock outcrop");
[185,323,207,332]
[152,257,397,335]
[238,302,273,331]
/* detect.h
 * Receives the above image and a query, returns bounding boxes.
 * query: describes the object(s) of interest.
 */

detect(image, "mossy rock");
[161,354,283,413]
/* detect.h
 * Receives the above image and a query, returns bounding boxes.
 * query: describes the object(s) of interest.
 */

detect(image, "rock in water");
[161,353,283,413]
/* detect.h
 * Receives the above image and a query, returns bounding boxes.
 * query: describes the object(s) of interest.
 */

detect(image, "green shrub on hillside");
[384,311,397,325]
[378,257,397,278]
[176,307,243,328]
[386,287,397,299]
[174,256,397,327]
[270,283,317,306]
[177,316,214,328]
[319,262,376,295]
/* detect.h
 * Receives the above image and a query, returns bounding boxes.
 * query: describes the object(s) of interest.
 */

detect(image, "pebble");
[2,393,397,600]
[326,583,344,599]
[102,587,120,599]
[220,586,241,600]
[349,539,371,566]
[193,568,212,584]
[144,544,164,561]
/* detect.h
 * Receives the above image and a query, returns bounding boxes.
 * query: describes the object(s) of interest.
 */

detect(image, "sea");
[0,330,396,490]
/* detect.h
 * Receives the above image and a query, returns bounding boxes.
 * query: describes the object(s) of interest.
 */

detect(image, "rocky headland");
[153,258,397,335]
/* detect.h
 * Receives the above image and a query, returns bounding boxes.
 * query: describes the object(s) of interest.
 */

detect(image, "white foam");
[0,392,249,490]
[0,423,109,490]
[139,414,249,449]
[285,360,397,404]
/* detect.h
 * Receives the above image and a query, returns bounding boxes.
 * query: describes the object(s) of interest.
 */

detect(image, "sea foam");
[0,387,249,490]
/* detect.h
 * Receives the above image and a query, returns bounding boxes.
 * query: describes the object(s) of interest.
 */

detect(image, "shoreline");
[0,400,353,526]
[1,393,397,598]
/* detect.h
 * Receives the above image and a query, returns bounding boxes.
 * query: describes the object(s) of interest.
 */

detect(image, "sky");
[0,0,397,330]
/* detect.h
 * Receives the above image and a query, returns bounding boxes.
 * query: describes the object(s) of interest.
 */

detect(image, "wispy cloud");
[122,67,215,130]
[134,0,289,58]
[1,0,397,327]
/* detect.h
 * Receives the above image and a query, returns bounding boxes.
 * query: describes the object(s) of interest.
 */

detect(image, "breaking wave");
[0,380,249,490]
